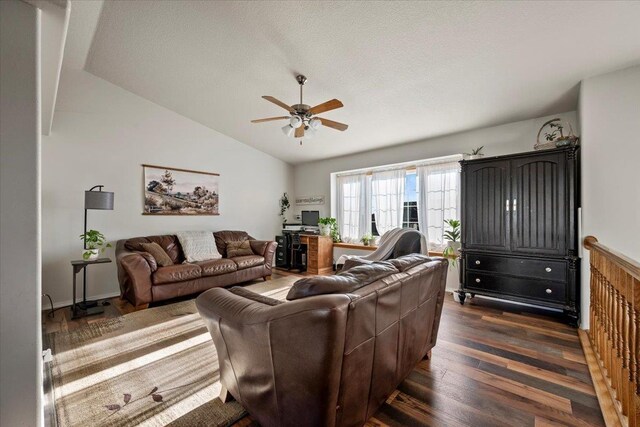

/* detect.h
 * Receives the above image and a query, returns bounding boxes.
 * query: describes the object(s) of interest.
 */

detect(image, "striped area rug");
[48,277,296,427]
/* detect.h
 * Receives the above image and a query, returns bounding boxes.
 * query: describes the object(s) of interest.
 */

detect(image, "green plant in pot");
[318,217,336,236]
[464,146,484,160]
[318,217,341,243]
[360,233,374,246]
[80,229,111,260]
[279,193,290,224]
[442,219,461,266]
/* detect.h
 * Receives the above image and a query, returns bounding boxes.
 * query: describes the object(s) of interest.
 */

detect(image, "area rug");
[48,277,297,427]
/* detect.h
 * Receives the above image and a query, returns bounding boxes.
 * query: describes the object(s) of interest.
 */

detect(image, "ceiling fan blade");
[295,125,304,138]
[262,96,295,113]
[308,99,343,115]
[251,116,290,123]
[318,117,349,131]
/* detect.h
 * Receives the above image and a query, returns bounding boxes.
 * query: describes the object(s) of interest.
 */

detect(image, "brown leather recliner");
[196,254,448,427]
[116,230,277,307]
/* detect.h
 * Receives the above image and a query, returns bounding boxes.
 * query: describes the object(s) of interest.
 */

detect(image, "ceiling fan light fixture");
[289,115,303,129]
[281,125,294,137]
[309,117,322,130]
[305,126,317,139]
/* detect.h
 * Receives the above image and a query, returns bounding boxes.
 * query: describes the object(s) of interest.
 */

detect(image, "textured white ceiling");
[77,1,640,164]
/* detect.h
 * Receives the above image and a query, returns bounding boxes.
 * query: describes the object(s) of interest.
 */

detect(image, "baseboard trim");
[578,329,625,427]
[43,291,121,310]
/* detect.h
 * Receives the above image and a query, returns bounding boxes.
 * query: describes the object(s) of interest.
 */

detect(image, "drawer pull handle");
[546,288,552,294]
[545,267,552,272]
[475,278,481,283]
[475,260,481,265]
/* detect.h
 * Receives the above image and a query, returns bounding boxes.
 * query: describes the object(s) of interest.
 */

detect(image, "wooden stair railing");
[582,236,640,427]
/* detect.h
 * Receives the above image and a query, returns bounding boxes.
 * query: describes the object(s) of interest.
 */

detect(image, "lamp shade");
[281,125,295,137]
[85,190,114,210]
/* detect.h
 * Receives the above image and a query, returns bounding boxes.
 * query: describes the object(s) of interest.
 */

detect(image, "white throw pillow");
[176,231,222,262]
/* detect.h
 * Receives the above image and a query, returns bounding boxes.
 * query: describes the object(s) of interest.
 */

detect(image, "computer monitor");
[301,210,319,226]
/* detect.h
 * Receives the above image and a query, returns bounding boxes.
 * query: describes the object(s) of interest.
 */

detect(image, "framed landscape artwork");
[142,164,219,215]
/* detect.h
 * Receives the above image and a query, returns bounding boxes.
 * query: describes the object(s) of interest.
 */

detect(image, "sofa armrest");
[250,240,277,267]
[119,253,154,306]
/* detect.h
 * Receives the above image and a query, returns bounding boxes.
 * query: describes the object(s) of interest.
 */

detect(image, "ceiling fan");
[251,75,348,142]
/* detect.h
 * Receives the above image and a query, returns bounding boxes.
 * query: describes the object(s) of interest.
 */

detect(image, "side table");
[71,257,112,319]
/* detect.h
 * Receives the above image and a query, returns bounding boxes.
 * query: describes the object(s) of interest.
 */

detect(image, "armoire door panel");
[463,161,510,252]
[511,153,566,256]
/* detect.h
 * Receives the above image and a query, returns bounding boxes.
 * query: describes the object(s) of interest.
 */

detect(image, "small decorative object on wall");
[464,146,484,160]
[143,165,219,215]
[279,192,290,224]
[295,195,325,205]
[535,118,579,150]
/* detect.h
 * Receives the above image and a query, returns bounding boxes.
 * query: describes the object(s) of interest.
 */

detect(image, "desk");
[71,257,111,319]
[299,235,333,274]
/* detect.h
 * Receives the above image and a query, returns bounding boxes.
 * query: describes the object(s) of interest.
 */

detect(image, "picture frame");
[142,164,219,215]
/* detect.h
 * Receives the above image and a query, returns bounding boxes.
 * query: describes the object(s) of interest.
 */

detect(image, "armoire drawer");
[465,271,566,304]
[465,254,567,282]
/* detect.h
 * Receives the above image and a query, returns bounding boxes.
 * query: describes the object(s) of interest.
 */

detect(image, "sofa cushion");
[388,254,431,272]
[125,235,184,264]
[214,230,253,257]
[226,240,254,258]
[231,255,264,270]
[176,231,222,262]
[196,259,237,277]
[286,261,399,300]
[152,264,202,285]
[140,242,174,267]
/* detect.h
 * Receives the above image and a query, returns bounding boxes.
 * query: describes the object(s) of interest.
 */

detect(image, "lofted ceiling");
[66,1,640,164]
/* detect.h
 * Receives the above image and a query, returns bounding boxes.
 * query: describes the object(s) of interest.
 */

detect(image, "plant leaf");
[152,393,163,402]
[105,404,121,411]
[123,393,131,404]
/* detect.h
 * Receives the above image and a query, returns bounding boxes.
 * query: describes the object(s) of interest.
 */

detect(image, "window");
[420,166,459,248]
[371,171,418,236]
[334,155,461,247]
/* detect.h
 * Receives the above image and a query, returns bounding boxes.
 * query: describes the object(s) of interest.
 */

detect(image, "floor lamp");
[79,185,114,310]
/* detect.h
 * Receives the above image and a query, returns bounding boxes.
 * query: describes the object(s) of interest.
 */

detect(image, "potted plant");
[464,146,484,160]
[80,229,112,260]
[318,217,336,237]
[442,219,461,265]
[279,193,290,224]
[360,233,374,246]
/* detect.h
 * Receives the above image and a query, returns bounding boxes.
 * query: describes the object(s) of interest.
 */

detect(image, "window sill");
[332,242,444,257]
[333,242,378,251]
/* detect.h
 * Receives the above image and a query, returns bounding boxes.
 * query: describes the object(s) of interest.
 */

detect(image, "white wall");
[293,111,578,218]
[0,1,43,425]
[579,65,640,328]
[42,69,294,306]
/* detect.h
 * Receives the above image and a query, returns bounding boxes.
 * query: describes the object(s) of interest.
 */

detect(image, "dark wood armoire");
[458,146,580,325]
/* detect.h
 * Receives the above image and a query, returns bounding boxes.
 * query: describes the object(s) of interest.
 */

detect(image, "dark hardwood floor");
[43,270,604,426]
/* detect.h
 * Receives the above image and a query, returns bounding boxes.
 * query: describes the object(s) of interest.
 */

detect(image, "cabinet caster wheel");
[457,291,466,305]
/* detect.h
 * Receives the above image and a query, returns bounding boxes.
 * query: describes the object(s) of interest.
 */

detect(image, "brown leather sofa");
[196,254,448,427]
[116,230,277,308]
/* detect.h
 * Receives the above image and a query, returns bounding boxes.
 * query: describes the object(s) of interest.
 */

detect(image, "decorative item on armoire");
[535,118,580,150]
[458,146,580,325]
[143,164,219,215]
[464,146,484,160]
